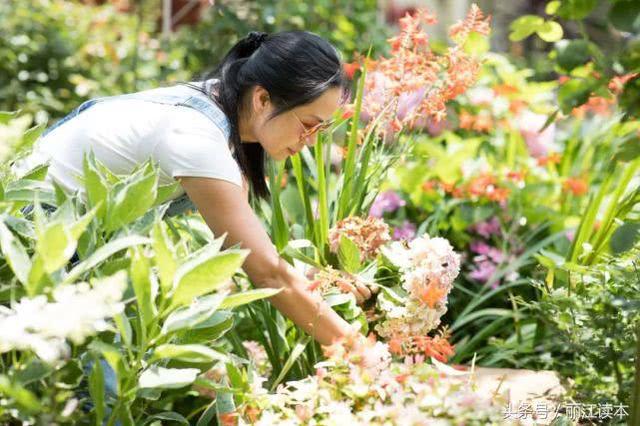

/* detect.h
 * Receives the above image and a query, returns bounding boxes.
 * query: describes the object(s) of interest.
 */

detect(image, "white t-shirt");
[12,80,243,202]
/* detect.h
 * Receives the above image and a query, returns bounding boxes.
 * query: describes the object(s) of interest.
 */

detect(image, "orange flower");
[343,61,361,80]
[608,72,639,95]
[417,278,447,308]
[563,176,589,196]
[448,3,491,43]
[571,95,615,118]
[537,152,561,166]
[359,5,488,134]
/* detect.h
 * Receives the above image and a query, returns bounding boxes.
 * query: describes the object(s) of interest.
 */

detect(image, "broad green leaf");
[0,375,42,413]
[536,21,563,42]
[149,344,228,364]
[176,310,234,344]
[0,220,31,286]
[545,1,560,15]
[21,163,49,182]
[338,235,362,274]
[88,341,125,396]
[155,182,180,206]
[509,15,543,41]
[83,152,109,221]
[0,110,18,124]
[152,221,176,296]
[18,123,46,152]
[219,288,283,309]
[36,223,76,274]
[88,360,105,426]
[114,312,133,348]
[105,163,158,232]
[130,247,157,328]
[170,248,248,308]
[162,293,225,335]
[138,366,200,389]
[64,235,150,284]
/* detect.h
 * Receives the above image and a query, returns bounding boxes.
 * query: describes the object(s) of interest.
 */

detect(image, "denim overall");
[34,82,232,217]
[31,85,232,421]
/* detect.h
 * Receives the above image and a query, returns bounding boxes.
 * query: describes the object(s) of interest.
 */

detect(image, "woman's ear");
[252,85,272,116]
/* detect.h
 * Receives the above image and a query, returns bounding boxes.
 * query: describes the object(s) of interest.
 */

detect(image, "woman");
[13,31,373,345]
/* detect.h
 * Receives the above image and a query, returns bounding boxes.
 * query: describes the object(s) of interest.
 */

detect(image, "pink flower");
[469,260,496,284]
[516,110,556,159]
[469,216,501,238]
[392,221,417,241]
[370,191,406,217]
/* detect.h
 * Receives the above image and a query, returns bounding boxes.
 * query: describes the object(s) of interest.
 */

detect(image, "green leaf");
[138,366,200,389]
[114,312,133,348]
[176,311,234,344]
[162,293,225,335]
[270,336,311,391]
[556,0,597,20]
[555,39,591,72]
[64,235,150,284]
[18,123,46,152]
[155,182,180,206]
[83,152,109,221]
[152,221,176,296]
[509,15,544,41]
[610,222,640,254]
[88,359,105,426]
[609,0,640,32]
[36,223,76,274]
[338,235,362,274]
[0,375,42,413]
[219,288,282,309]
[0,219,32,286]
[149,344,228,364]
[105,162,158,232]
[545,1,561,15]
[88,341,125,396]
[130,247,157,328]
[170,248,248,308]
[536,21,563,42]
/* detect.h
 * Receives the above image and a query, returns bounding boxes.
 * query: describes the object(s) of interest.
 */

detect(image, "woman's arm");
[177,176,352,346]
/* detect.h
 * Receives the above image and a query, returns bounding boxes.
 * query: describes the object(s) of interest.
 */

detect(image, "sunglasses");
[291,110,335,142]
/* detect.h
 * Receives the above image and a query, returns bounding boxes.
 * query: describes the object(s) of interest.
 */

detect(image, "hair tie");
[247,31,268,48]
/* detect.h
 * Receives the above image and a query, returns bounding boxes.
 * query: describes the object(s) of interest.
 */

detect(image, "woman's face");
[247,86,342,161]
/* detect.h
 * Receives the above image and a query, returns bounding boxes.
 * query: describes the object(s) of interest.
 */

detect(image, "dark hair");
[191,31,349,199]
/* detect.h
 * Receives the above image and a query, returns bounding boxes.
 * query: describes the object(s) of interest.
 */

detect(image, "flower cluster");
[355,4,490,134]
[0,272,126,363]
[328,216,391,261]
[374,234,461,358]
[240,330,517,425]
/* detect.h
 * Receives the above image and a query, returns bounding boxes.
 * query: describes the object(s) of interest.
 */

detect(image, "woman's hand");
[305,267,379,305]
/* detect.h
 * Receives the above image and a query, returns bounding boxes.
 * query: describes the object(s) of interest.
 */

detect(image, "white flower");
[0,271,127,363]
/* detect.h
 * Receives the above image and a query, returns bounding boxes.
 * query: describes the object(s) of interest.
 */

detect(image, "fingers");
[354,281,371,302]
